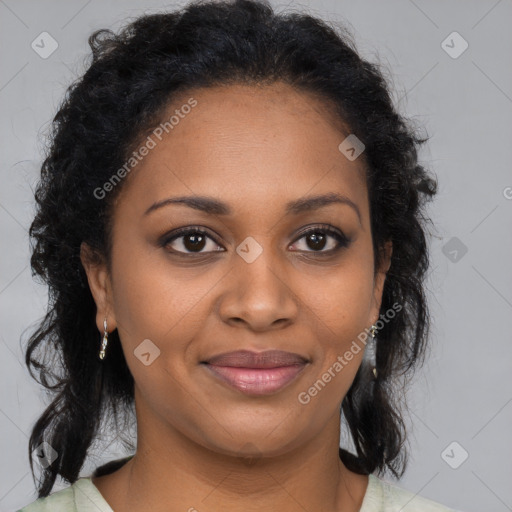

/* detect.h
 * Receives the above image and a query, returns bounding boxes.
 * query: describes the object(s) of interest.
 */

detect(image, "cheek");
[109,245,212,363]
[302,260,375,335]
[298,274,372,409]
[299,258,374,386]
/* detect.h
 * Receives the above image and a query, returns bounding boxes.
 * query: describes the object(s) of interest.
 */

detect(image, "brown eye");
[162,228,224,254]
[305,232,328,251]
[290,225,350,254]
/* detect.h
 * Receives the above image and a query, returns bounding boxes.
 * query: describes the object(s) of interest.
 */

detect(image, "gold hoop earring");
[99,317,109,360]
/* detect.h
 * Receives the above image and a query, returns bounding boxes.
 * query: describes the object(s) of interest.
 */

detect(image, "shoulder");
[17,477,112,512]
[17,456,132,512]
[361,473,462,512]
[16,483,75,512]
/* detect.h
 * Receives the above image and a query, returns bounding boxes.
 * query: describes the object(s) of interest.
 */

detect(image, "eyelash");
[160,224,351,257]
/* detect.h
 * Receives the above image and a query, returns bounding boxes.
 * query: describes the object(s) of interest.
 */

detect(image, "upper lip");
[203,350,309,368]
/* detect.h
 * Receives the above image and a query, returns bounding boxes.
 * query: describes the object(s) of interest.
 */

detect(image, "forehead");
[113,82,368,218]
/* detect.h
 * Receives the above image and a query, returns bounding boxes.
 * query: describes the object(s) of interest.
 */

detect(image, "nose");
[217,244,298,332]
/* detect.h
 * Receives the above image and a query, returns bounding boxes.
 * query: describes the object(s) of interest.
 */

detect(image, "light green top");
[17,472,460,511]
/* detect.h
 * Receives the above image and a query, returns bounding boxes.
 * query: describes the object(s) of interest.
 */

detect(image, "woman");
[18,0,458,510]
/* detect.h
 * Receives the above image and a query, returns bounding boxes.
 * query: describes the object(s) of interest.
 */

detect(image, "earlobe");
[79,242,116,332]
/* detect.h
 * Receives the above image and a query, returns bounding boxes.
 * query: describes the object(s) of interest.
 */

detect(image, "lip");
[202,350,309,396]
[204,349,308,368]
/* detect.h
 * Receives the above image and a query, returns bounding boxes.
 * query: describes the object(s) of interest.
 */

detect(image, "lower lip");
[203,363,307,396]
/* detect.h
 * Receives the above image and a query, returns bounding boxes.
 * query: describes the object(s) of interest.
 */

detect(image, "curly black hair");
[25,0,438,498]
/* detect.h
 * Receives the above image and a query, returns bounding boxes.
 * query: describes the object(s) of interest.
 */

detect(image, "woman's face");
[82,81,392,460]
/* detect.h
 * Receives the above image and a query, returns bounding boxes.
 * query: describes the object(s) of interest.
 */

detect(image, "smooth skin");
[81,81,392,512]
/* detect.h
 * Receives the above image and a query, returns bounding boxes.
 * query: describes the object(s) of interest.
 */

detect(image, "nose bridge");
[219,234,297,328]
[235,233,285,294]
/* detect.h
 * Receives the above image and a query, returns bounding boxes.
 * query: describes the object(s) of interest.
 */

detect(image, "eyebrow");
[144,192,361,224]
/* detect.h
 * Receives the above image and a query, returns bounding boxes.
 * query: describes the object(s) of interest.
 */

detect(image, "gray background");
[1,1,511,511]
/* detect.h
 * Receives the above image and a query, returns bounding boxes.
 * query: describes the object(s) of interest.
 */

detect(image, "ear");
[369,240,393,326]
[80,242,117,333]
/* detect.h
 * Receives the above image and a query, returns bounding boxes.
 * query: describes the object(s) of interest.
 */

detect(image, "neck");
[93,400,368,512]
